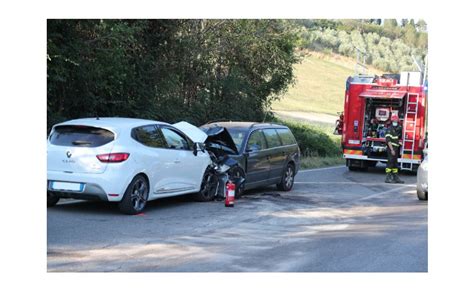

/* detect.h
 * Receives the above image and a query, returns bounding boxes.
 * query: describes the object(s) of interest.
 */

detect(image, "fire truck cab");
[335,72,427,172]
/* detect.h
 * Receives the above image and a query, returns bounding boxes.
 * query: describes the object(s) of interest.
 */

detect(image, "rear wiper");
[72,140,92,146]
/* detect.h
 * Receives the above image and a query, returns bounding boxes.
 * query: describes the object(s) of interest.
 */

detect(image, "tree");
[47,20,302,131]
[370,19,382,25]
[403,21,418,46]
[417,32,428,50]
[383,19,398,28]
[416,19,428,32]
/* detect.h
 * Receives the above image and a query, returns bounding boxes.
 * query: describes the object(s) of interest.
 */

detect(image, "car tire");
[118,175,149,215]
[417,189,427,201]
[277,163,295,191]
[194,167,219,202]
[47,191,60,207]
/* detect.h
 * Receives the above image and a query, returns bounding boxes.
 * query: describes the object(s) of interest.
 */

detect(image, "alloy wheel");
[285,166,294,189]
[130,179,148,211]
[201,171,218,199]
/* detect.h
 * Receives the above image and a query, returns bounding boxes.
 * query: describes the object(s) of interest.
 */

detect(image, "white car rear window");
[49,125,115,147]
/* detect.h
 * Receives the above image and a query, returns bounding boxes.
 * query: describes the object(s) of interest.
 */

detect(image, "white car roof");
[54,117,170,132]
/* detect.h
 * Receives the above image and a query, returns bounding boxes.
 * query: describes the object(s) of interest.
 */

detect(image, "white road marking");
[298,165,346,173]
[288,224,350,237]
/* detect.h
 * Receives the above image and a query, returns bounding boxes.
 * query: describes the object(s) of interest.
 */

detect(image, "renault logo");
[66,151,72,158]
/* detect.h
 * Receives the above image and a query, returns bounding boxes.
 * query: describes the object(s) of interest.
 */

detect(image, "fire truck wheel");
[277,163,295,191]
[47,191,60,207]
[367,161,377,167]
[194,167,219,202]
[348,166,368,171]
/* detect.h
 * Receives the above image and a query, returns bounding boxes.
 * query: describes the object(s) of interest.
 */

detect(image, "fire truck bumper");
[343,153,422,165]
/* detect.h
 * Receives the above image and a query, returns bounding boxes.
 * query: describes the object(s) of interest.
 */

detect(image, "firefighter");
[385,115,404,183]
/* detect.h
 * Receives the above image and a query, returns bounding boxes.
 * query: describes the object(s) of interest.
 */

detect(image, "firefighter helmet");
[391,115,400,122]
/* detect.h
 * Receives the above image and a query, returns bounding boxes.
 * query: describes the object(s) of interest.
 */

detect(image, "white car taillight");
[96,153,130,163]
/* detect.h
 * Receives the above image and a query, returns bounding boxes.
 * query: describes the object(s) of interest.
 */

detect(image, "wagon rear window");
[49,125,115,147]
[276,128,297,145]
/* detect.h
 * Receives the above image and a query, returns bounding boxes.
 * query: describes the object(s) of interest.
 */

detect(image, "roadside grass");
[300,155,345,170]
[273,112,336,133]
[272,51,383,116]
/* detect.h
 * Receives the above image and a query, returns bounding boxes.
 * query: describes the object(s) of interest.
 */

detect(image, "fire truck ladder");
[401,93,420,171]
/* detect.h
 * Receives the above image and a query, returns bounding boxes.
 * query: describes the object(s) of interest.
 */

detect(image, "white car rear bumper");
[47,169,135,202]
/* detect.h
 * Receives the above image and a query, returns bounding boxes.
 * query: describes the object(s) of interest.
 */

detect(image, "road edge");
[299,165,346,173]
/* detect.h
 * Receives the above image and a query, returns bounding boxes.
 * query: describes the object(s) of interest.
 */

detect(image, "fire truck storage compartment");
[362,96,405,159]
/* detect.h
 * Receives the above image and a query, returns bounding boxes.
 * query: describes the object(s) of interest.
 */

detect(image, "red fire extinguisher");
[225,180,235,208]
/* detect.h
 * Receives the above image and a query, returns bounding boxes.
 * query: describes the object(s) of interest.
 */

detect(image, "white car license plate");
[50,181,84,192]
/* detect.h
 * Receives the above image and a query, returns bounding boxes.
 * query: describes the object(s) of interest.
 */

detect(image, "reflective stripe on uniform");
[385,134,398,139]
[392,168,398,173]
[385,168,392,173]
[390,142,400,147]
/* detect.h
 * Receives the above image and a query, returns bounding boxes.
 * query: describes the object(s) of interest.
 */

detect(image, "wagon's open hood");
[173,121,208,143]
[201,126,239,154]
[173,121,238,155]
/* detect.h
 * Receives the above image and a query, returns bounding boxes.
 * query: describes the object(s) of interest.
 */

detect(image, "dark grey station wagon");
[201,122,301,195]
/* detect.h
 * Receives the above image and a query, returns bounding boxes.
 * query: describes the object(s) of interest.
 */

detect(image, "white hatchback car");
[47,118,215,214]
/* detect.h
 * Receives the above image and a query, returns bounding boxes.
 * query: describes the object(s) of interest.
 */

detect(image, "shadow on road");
[342,163,417,176]
[51,194,200,215]
[51,182,284,215]
[49,164,417,217]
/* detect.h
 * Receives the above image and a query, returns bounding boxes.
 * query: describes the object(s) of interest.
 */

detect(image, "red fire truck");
[334,72,427,171]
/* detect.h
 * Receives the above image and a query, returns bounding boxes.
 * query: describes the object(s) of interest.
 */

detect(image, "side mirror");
[193,142,205,156]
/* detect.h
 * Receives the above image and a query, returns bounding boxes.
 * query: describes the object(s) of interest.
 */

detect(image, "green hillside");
[271,52,383,116]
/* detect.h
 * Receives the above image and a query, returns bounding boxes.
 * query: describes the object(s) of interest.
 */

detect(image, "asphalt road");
[47,164,427,272]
